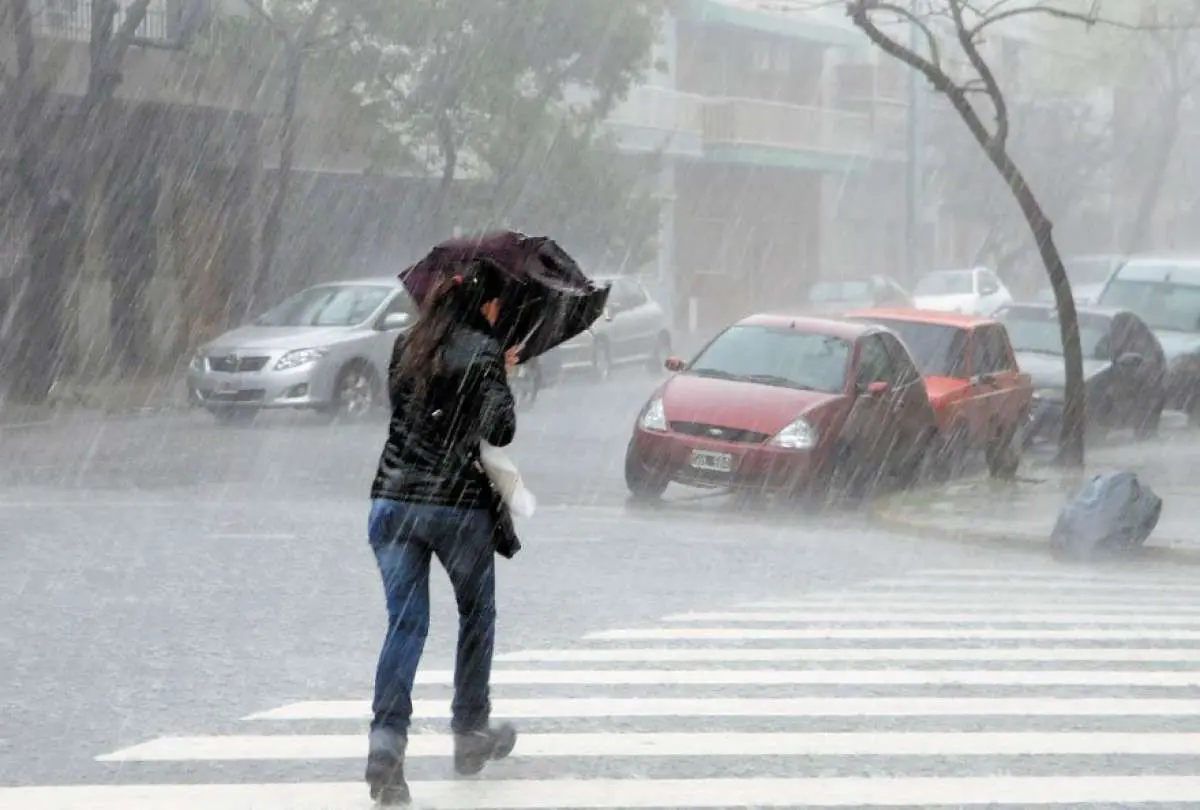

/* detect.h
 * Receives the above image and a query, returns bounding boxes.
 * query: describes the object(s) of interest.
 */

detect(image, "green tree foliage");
[346,0,666,262]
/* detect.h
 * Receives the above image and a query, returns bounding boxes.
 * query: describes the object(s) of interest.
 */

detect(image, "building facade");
[599,0,911,343]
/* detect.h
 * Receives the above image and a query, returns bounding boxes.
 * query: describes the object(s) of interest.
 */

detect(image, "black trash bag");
[1050,471,1162,561]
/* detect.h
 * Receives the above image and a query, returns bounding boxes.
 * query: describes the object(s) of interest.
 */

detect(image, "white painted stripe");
[585,627,1200,641]
[245,696,1200,721]
[496,646,1200,664]
[14,776,1200,809]
[846,578,1200,592]
[412,668,1200,687]
[664,611,1200,625]
[909,568,1200,582]
[96,731,1200,762]
[742,598,1200,610]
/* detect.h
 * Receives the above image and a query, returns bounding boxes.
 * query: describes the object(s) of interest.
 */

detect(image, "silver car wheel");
[337,367,375,418]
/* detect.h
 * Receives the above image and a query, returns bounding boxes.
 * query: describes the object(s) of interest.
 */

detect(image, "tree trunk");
[988,147,1085,467]
[431,111,458,237]
[256,42,302,314]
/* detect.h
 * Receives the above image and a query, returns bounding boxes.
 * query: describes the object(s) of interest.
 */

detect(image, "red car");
[624,313,940,500]
[844,308,1033,478]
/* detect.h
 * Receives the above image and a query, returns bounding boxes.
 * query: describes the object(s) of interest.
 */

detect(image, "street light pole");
[904,0,923,283]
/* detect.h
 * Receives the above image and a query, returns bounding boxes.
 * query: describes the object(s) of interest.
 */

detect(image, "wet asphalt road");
[5,368,1200,808]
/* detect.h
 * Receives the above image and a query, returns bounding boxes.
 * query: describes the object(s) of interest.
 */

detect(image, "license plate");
[218,382,237,393]
[690,449,733,473]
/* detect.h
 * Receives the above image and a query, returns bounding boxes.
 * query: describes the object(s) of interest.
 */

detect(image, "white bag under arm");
[479,441,537,518]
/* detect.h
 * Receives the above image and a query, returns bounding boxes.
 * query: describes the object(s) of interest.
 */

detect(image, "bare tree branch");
[948,0,1007,145]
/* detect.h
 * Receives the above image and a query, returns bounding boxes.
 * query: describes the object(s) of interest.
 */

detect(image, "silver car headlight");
[770,417,817,450]
[274,347,329,371]
[639,397,667,431]
[189,350,206,372]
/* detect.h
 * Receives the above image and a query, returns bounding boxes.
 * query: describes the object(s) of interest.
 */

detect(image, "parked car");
[186,277,415,424]
[1033,254,1125,307]
[912,267,1012,315]
[804,275,913,313]
[623,314,939,501]
[998,303,1167,444]
[1094,254,1200,424]
[545,274,671,381]
[843,308,1032,478]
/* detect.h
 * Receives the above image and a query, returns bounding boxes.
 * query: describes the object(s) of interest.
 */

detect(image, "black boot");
[365,728,410,806]
[453,722,518,776]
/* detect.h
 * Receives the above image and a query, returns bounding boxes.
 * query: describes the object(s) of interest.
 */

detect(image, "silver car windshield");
[254,285,393,327]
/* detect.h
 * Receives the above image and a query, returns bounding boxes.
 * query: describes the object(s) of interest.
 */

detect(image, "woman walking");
[366,258,519,805]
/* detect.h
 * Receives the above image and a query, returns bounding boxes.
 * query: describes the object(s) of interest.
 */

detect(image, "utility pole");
[904,0,924,283]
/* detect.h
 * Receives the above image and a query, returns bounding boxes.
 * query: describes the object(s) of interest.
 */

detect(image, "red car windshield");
[866,319,968,378]
[688,325,851,393]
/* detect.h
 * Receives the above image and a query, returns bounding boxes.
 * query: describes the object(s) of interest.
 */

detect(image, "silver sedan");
[186,278,414,424]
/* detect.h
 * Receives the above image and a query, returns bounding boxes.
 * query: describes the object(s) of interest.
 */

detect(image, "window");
[915,271,975,296]
[856,335,895,385]
[1110,312,1160,361]
[862,319,967,378]
[380,291,417,319]
[808,280,872,305]
[688,325,851,394]
[876,280,910,305]
[1098,278,1200,333]
[618,278,648,309]
[1001,306,1111,360]
[977,270,1002,295]
[879,333,922,386]
[974,326,1015,374]
[253,284,393,327]
[752,43,772,72]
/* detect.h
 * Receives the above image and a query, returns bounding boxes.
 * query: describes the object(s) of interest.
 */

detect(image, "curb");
[870,496,1200,567]
[0,403,189,431]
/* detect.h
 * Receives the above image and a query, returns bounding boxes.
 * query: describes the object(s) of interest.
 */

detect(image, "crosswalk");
[10,567,1200,807]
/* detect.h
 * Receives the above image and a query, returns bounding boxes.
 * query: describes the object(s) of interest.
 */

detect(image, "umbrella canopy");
[399,231,610,363]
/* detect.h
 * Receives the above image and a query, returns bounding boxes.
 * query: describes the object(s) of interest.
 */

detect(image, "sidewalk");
[873,433,1200,562]
[0,376,188,428]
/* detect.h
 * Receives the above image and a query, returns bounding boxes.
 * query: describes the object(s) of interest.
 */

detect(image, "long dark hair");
[393,257,507,399]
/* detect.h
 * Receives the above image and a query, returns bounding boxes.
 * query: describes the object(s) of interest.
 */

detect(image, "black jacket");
[370,315,516,509]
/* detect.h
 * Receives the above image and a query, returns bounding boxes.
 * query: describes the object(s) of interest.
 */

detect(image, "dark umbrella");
[399,230,610,363]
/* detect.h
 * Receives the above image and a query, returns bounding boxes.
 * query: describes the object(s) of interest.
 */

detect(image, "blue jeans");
[368,499,496,738]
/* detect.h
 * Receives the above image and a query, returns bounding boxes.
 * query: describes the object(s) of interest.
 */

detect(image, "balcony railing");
[701,97,873,157]
[606,86,704,134]
[38,0,171,43]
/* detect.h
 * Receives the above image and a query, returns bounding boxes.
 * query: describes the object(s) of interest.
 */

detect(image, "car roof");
[1112,255,1200,286]
[843,307,994,329]
[737,312,873,340]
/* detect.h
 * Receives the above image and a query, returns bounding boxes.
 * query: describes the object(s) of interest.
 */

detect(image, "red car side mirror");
[664,356,686,372]
[866,381,891,396]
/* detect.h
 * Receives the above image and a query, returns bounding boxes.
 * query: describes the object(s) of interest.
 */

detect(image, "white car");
[912,267,1012,315]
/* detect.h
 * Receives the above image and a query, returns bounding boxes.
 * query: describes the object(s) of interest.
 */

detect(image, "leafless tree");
[929,95,1114,293]
[843,0,1150,467]
[1117,2,1200,253]
[240,0,341,311]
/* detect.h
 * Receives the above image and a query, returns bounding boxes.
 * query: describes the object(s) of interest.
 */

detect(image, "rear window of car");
[916,272,974,297]
[862,319,968,378]
[915,271,974,296]
[807,281,871,304]
[688,325,851,394]
[1002,307,1111,358]
[1098,274,1200,334]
